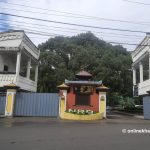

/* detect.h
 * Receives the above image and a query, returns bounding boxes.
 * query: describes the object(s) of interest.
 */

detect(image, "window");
[4,65,8,72]
[75,94,90,105]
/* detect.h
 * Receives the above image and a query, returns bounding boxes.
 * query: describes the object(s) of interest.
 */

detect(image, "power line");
[0,18,144,38]
[0,21,143,40]
[123,0,150,6]
[0,12,148,34]
[0,1,150,25]
[108,41,143,46]
[1,6,150,26]
[0,22,78,34]
[0,26,67,37]
[0,7,93,20]
[0,26,147,47]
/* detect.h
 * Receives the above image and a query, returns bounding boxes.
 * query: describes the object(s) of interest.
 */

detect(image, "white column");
[26,58,31,79]
[139,62,143,83]
[16,52,21,77]
[133,67,136,85]
[63,90,67,111]
[35,64,38,82]
[99,92,106,118]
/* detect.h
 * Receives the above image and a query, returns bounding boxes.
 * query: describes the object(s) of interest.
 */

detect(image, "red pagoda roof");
[76,71,92,77]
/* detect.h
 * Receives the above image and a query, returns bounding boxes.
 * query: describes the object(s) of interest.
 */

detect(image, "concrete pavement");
[0,113,150,150]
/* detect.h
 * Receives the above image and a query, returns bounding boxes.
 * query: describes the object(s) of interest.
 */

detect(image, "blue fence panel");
[143,96,150,119]
[14,93,59,117]
[0,95,6,115]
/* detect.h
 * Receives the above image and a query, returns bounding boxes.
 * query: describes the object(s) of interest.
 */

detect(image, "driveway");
[0,113,150,150]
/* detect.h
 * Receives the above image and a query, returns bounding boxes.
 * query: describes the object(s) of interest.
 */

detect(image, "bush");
[119,97,135,109]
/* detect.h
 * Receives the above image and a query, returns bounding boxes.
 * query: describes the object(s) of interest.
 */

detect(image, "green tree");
[38,32,133,103]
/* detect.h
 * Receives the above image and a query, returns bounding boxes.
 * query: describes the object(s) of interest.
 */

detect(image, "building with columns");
[132,33,150,96]
[0,30,40,92]
[132,33,150,119]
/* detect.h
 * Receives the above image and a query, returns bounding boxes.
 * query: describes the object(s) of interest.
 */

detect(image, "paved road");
[0,113,150,150]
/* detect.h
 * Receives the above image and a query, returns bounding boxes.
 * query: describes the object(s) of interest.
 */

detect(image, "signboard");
[74,86,93,94]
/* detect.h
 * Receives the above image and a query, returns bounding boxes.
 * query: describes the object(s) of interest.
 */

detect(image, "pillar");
[35,64,38,82]
[98,84,109,119]
[4,86,19,117]
[133,67,136,85]
[26,58,31,79]
[16,52,21,77]
[57,83,69,119]
[58,89,68,119]
[139,62,143,83]
[60,90,67,111]
[99,92,107,118]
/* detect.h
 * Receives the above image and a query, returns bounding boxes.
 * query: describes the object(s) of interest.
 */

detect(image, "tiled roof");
[4,83,20,89]
[57,83,69,88]
[76,71,92,77]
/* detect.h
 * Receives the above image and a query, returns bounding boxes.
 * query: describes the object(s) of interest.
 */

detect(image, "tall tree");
[38,32,132,100]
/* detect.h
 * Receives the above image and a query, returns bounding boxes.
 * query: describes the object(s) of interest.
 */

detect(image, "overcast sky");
[0,0,150,51]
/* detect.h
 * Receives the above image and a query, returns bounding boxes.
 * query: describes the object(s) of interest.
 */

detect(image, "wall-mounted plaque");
[74,85,93,94]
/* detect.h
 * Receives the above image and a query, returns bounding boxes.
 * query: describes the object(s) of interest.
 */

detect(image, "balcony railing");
[0,74,16,87]
[138,79,150,95]
[0,74,37,92]
[17,76,37,92]
[0,71,16,74]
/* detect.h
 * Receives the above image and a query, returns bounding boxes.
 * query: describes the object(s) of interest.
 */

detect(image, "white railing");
[139,79,150,95]
[0,74,37,92]
[0,74,16,87]
[17,76,37,92]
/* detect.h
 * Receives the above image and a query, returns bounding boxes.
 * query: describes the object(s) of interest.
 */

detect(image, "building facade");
[132,33,150,119]
[132,33,150,96]
[0,30,40,92]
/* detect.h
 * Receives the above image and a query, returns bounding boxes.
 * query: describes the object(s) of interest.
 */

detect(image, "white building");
[132,33,150,119]
[0,30,40,92]
[132,33,150,96]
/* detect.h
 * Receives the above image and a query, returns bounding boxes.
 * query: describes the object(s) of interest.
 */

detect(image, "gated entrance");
[0,94,6,115]
[14,93,59,117]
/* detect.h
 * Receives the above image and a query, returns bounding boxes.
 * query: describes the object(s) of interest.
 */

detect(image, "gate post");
[57,83,69,119]
[97,84,109,119]
[4,83,19,117]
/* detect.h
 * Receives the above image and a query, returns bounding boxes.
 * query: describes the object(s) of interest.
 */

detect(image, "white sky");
[0,0,150,51]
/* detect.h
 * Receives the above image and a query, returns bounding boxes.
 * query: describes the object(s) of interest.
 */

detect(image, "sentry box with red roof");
[57,71,109,120]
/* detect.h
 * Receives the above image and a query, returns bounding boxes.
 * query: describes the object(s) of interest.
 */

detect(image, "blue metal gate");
[14,93,59,117]
[143,96,150,119]
[0,94,6,115]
